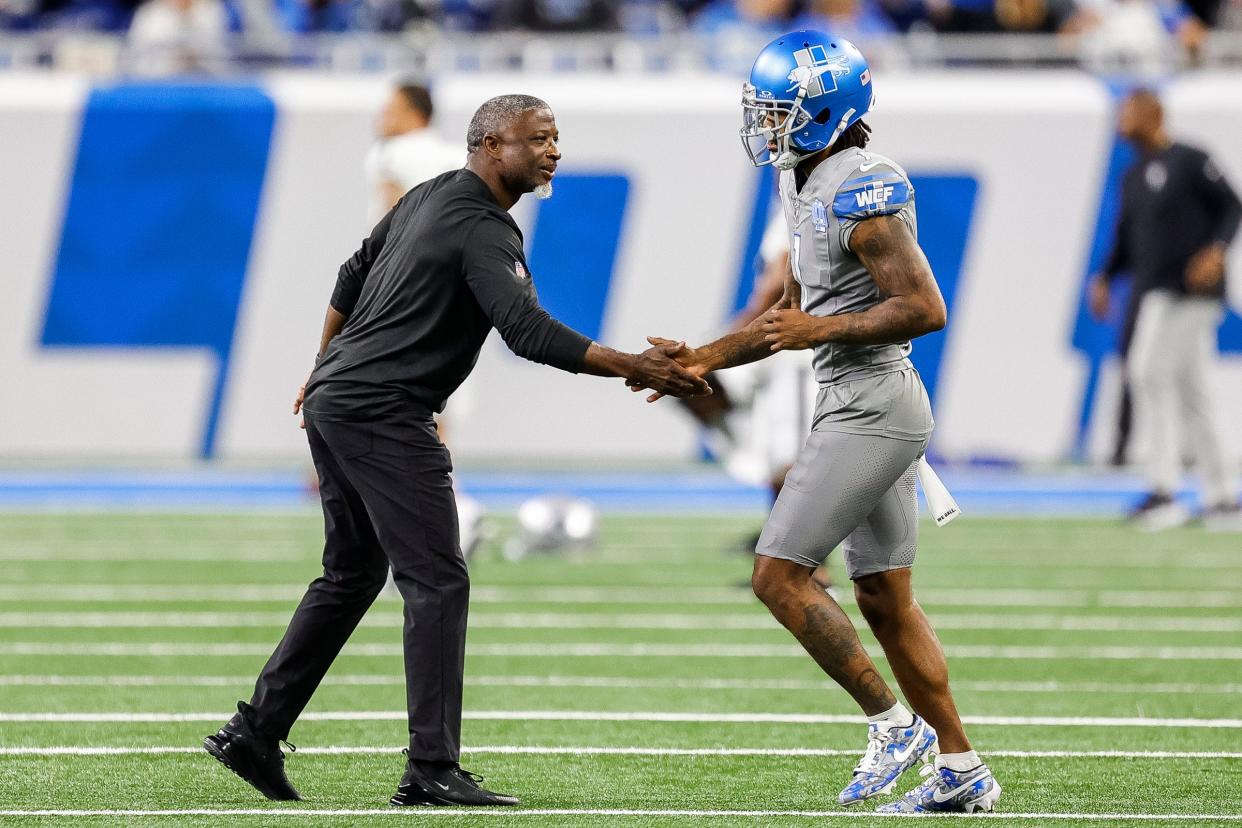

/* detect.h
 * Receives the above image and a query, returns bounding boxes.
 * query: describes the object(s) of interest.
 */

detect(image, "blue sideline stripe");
[0,469,1219,516]
[904,175,977,404]
[40,82,276,461]
[730,167,779,314]
[526,173,629,341]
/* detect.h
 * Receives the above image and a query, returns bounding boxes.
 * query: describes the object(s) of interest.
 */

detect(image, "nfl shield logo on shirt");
[515,261,529,280]
[811,199,829,235]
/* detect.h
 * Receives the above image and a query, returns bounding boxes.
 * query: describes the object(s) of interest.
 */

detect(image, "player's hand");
[292,373,310,429]
[1087,274,1111,321]
[627,337,709,402]
[761,309,826,351]
[626,342,712,403]
[1185,243,1226,293]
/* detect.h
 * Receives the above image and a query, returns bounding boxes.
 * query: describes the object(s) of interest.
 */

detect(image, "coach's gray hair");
[466,94,551,153]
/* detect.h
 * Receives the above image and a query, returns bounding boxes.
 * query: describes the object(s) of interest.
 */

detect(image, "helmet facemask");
[740,82,815,171]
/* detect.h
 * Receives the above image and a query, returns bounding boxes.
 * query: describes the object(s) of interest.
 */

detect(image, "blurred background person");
[126,0,228,74]
[274,0,362,32]
[792,0,898,41]
[691,0,797,71]
[1090,88,1242,530]
[492,0,619,31]
[1064,0,1199,74]
[365,81,464,222]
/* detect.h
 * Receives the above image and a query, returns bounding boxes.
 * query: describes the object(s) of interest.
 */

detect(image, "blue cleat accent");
[876,762,1002,814]
[837,715,937,806]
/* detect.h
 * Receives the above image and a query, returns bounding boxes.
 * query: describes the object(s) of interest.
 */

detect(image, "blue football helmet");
[741,30,875,170]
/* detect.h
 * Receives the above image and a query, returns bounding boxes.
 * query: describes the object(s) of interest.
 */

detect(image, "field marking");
[2,674,1238,697]
[8,543,1242,570]
[4,641,1241,661]
[1,809,1240,821]
[3,611,1241,634]
[3,711,1239,728]
[3,584,1242,609]
[2,745,1241,760]
[0,550,304,563]
[589,543,1242,570]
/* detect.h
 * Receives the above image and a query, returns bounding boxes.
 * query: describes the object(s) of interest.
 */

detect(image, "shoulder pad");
[832,160,912,220]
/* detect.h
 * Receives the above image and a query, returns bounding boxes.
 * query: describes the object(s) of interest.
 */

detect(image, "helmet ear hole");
[813,107,833,125]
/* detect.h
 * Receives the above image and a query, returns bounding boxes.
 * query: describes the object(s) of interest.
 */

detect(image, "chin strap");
[773,106,859,171]
[774,151,800,170]
[823,107,858,153]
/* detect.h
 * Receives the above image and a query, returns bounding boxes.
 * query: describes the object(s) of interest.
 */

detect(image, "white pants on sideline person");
[1127,288,1235,507]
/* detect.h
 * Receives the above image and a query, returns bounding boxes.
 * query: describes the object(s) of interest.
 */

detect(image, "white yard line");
[8,538,1242,570]
[1,674,1237,696]
[0,809,1240,821]
[1,611,1240,633]
[2,711,1239,728]
[2,744,1240,760]
[3,584,1242,609]
[4,641,1241,660]
[0,551,303,562]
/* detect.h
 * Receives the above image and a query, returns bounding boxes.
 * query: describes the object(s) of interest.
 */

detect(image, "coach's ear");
[482,133,504,161]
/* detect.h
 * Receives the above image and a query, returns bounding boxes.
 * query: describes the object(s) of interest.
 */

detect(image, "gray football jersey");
[778,147,918,384]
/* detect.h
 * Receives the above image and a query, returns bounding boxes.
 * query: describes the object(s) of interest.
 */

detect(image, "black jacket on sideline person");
[1104,142,1242,300]
[303,168,592,421]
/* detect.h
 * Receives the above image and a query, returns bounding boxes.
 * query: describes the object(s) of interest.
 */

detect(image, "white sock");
[867,702,913,730]
[936,750,982,772]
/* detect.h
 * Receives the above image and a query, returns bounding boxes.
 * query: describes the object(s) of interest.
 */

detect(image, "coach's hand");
[1186,243,1226,294]
[293,373,310,429]
[627,342,711,403]
[762,308,827,351]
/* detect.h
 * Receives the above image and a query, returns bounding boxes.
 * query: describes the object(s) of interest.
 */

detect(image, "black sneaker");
[390,753,520,807]
[203,702,302,801]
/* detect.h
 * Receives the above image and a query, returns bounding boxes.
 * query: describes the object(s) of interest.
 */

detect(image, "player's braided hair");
[467,94,551,153]
[835,120,871,152]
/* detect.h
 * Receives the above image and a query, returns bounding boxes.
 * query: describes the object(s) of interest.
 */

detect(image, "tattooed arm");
[633,260,800,402]
[760,214,946,350]
[687,258,803,371]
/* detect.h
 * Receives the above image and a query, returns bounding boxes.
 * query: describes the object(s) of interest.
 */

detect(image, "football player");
[640,31,1001,814]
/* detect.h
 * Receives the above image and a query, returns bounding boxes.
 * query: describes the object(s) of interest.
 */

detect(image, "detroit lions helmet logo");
[786,46,852,98]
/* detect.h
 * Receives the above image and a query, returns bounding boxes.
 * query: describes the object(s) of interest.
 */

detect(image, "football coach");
[204,93,710,808]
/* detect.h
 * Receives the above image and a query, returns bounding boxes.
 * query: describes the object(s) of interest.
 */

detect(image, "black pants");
[246,413,469,762]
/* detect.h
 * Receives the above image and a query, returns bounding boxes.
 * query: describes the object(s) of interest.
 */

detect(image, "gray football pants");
[756,429,927,580]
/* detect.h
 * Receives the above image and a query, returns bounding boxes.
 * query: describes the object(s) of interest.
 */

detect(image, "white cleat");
[838,716,937,806]
[876,763,1002,814]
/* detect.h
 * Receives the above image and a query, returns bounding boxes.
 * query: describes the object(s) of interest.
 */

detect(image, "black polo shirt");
[1104,142,1242,299]
[303,169,592,420]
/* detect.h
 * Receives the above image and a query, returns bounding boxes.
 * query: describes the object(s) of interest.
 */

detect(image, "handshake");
[622,336,712,403]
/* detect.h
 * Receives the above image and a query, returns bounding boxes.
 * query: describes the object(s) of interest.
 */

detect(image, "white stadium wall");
[3,71,1241,463]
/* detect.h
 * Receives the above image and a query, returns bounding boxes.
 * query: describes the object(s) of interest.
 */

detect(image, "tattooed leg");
[752,555,896,715]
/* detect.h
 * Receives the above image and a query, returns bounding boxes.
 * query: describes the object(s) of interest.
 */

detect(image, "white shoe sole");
[963,779,1002,814]
[1136,503,1191,532]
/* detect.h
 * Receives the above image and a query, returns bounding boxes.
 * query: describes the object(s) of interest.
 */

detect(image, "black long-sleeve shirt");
[1104,142,1242,299]
[303,169,592,420]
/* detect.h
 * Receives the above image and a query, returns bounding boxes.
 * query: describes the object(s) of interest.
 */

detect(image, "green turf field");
[0,512,1240,826]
